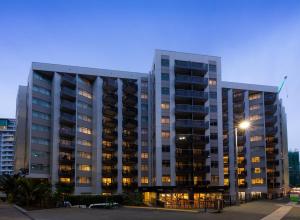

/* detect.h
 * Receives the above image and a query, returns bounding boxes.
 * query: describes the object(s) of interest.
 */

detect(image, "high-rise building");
[222,82,289,200]
[0,118,16,175]
[288,151,300,187]
[15,50,288,205]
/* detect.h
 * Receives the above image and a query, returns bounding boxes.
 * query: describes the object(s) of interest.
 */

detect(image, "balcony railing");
[175,104,209,114]
[61,75,76,88]
[60,113,76,125]
[176,120,209,129]
[265,105,277,115]
[175,75,208,86]
[61,100,76,112]
[175,90,208,100]
[61,87,76,100]
[60,127,75,137]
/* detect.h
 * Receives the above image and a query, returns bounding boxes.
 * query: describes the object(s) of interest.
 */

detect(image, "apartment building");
[15,50,288,206]
[222,82,289,200]
[288,151,300,187]
[0,118,16,175]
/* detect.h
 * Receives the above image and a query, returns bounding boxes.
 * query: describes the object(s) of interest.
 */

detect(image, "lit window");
[250,136,263,142]
[161,102,170,110]
[102,178,112,185]
[141,177,149,184]
[141,93,148,99]
[79,127,92,135]
[250,105,260,111]
[141,165,148,171]
[141,152,148,159]
[162,131,170,138]
[60,178,70,183]
[250,115,262,121]
[238,179,245,186]
[79,164,91,171]
[79,90,92,99]
[254,168,261,174]
[249,93,261,100]
[252,157,260,163]
[78,114,92,122]
[79,152,92,159]
[224,167,229,174]
[161,117,170,124]
[223,156,229,163]
[78,177,91,184]
[209,79,217,86]
[122,178,131,184]
[238,167,245,174]
[77,139,92,147]
[162,176,171,183]
[252,178,264,184]
[224,178,229,186]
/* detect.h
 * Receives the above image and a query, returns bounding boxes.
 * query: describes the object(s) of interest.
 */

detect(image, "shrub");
[64,194,124,206]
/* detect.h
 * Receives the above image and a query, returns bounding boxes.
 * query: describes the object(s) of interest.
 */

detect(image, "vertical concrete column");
[137,79,142,186]
[92,77,103,194]
[244,91,252,196]
[262,93,269,193]
[217,74,224,186]
[51,72,61,190]
[228,89,236,198]
[117,79,123,193]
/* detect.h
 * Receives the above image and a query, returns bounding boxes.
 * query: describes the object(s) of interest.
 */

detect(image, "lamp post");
[235,120,250,206]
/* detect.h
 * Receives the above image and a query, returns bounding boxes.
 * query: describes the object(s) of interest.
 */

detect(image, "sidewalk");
[0,203,29,220]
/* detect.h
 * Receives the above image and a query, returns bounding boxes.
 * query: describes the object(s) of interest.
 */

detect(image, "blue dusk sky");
[0,0,299,150]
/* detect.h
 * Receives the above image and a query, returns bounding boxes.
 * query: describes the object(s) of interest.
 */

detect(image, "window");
[161,58,169,67]
[141,165,148,171]
[78,77,91,85]
[252,178,264,184]
[141,177,149,184]
[209,92,217,99]
[209,64,217,72]
[79,151,92,159]
[162,176,171,183]
[254,168,261,174]
[210,119,218,126]
[78,177,91,184]
[249,93,261,100]
[250,114,262,121]
[79,90,92,99]
[33,85,51,96]
[79,127,92,135]
[60,178,70,183]
[161,102,170,110]
[32,124,50,132]
[32,98,50,108]
[141,152,148,159]
[250,136,263,142]
[33,72,51,83]
[209,79,217,86]
[122,178,131,184]
[142,141,148,147]
[224,167,229,174]
[78,101,92,111]
[210,105,217,112]
[79,165,91,171]
[161,73,169,81]
[102,178,112,185]
[77,139,92,147]
[162,160,170,167]
[162,145,170,152]
[161,87,169,95]
[78,114,92,122]
[31,151,49,159]
[141,93,148,99]
[250,105,261,111]
[32,111,50,121]
[251,157,260,163]
[142,116,148,124]
[224,156,229,163]
[32,137,50,146]
[224,178,229,186]
[162,131,170,138]
[238,179,245,186]
[161,117,170,125]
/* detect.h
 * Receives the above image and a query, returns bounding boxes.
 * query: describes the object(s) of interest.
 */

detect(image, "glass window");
[249,93,261,100]
[78,114,92,122]
[141,93,148,99]
[254,168,261,173]
[78,177,91,184]
[77,139,92,147]
[141,177,149,184]
[161,73,169,81]
[162,176,171,183]
[78,164,91,171]
[209,79,217,86]
[33,85,51,96]
[141,165,148,171]
[161,102,170,110]
[250,136,263,142]
[32,137,50,146]
[79,151,92,159]
[161,117,170,125]
[141,152,148,159]
[162,131,170,138]
[78,101,92,111]
[79,90,92,99]
[33,72,51,83]
[32,111,50,121]
[251,157,260,163]
[161,58,169,67]
[32,98,50,108]
[79,127,92,135]
[161,87,170,95]
[209,64,217,72]
[32,124,50,132]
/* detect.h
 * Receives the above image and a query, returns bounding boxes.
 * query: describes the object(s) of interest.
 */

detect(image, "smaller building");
[0,118,16,175]
[289,151,300,187]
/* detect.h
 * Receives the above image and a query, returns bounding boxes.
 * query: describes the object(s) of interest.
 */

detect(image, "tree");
[0,174,20,202]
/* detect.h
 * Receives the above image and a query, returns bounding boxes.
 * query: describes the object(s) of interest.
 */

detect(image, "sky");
[0,0,299,150]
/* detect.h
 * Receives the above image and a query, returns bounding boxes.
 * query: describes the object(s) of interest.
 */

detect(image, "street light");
[235,120,250,206]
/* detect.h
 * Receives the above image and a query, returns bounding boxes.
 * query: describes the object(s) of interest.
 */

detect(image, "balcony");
[264,93,277,104]
[175,90,208,101]
[59,156,75,164]
[266,127,278,135]
[102,169,118,177]
[238,148,247,155]
[266,137,278,145]
[175,75,208,87]
[176,119,209,129]
[122,169,138,177]
[102,131,118,141]
[193,150,210,161]
[175,104,209,115]
[122,132,138,141]
[265,116,277,126]
[61,100,76,113]
[175,135,209,146]
[123,95,138,106]
[123,145,138,153]
[237,136,246,144]
[265,105,277,115]
[61,75,76,88]
[123,107,138,117]
[102,144,118,152]
[103,106,118,117]
[193,166,210,175]
[233,93,244,102]
[123,82,138,94]
[102,156,118,165]
[194,180,211,187]
[103,94,117,106]
[238,182,248,188]
[103,80,117,92]
[233,103,245,113]
[58,169,75,176]
[60,127,75,138]
[60,113,76,125]
[59,141,75,150]
[61,87,76,100]
[174,60,208,75]
[123,156,138,164]
[103,118,118,128]
[123,119,138,129]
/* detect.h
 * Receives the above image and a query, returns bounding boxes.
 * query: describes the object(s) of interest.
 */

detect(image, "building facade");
[288,151,300,187]
[222,82,289,200]
[15,50,288,205]
[0,118,16,175]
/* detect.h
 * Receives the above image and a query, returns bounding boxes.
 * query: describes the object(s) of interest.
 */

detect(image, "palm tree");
[0,174,20,202]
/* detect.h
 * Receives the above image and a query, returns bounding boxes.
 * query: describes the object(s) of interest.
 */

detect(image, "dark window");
[211,161,218,168]
[161,59,169,67]
[210,105,217,112]
[210,119,218,126]
[209,64,217,72]
[209,92,217,99]
[211,147,218,154]
[161,87,170,95]
[162,145,170,152]
[162,160,170,167]
[161,73,169,81]
[210,133,218,140]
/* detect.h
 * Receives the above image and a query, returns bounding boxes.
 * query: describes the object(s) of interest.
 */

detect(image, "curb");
[14,204,35,220]
[123,205,201,213]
